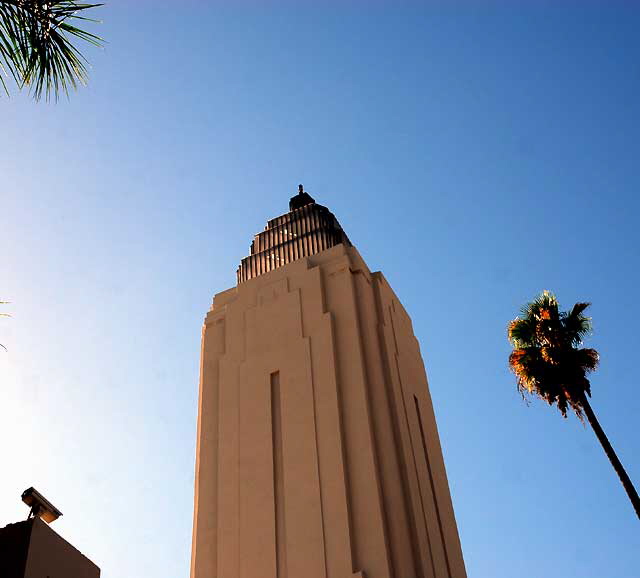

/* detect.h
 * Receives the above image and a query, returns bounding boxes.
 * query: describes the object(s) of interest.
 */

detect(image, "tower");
[190,187,466,578]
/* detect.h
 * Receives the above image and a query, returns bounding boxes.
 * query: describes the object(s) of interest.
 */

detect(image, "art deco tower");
[190,187,466,578]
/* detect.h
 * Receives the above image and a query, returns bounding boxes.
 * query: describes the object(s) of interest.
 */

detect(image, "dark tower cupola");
[236,185,351,283]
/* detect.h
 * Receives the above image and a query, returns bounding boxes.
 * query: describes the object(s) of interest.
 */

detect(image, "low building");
[0,516,99,578]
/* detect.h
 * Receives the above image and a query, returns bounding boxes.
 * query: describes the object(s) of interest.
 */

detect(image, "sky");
[1,1,640,576]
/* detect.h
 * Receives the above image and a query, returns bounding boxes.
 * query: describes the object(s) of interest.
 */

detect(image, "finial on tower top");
[290,184,315,211]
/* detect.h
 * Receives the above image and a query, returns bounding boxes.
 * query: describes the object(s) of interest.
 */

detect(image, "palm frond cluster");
[508,290,599,418]
[0,0,102,100]
[0,300,9,351]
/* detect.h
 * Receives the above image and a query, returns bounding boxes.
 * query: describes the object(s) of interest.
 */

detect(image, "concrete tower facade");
[191,188,466,578]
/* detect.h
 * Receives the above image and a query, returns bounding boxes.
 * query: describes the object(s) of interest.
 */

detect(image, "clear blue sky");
[2,1,639,576]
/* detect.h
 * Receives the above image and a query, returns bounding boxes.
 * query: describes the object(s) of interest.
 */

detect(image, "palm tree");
[1,300,9,351]
[508,291,640,519]
[0,1,102,100]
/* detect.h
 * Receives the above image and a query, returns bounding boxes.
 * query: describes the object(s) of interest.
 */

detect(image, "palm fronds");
[0,1,103,100]
[0,300,9,351]
[507,291,598,418]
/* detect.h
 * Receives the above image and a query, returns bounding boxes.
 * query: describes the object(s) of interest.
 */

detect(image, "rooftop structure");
[236,185,350,283]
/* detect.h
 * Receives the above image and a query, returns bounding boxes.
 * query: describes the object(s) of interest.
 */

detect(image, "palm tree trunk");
[581,394,640,520]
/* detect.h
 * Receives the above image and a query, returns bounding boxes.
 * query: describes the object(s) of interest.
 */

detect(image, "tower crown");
[236,186,351,283]
[289,184,315,210]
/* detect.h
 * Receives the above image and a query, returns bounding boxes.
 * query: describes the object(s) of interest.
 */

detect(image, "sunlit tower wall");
[190,187,466,578]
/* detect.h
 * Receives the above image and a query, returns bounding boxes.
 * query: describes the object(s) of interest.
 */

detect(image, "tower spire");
[289,183,315,211]
[237,187,350,283]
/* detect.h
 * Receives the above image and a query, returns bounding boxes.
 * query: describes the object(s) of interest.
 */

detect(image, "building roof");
[236,186,351,284]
